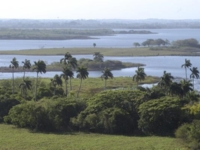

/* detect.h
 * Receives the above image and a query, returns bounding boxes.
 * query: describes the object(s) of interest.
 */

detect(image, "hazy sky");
[0,0,199,20]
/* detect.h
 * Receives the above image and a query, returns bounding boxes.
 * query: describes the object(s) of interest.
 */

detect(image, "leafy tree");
[50,74,63,96]
[181,59,192,80]
[93,43,96,48]
[93,52,104,62]
[19,79,32,99]
[133,67,146,87]
[138,96,190,135]
[76,66,89,98]
[72,90,146,134]
[101,67,113,90]
[133,42,140,47]
[190,67,199,90]
[32,60,46,101]
[22,59,31,79]
[9,57,19,95]
[154,38,166,46]
[60,65,74,96]
[142,39,154,47]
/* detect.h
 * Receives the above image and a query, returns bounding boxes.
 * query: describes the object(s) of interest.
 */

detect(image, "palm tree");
[22,59,31,79]
[60,52,72,65]
[50,74,63,95]
[158,71,174,94]
[190,67,199,90]
[101,67,113,90]
[76,66,89,98]
[32,60,46,101]
[19,79,32,98]
[180,79,193,97]
[60,65,74,96]
[60,52,77,90]
[9,57,19,95]
[181,59,192,80]
[133,67,146,87]
[93,52,104,62]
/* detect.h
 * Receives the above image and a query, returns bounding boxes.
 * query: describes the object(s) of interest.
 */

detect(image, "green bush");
[138,96,190,135]
[175,120,200,150]
[4,98,86,132]
[0,98,20,122]
[72,90,146,134]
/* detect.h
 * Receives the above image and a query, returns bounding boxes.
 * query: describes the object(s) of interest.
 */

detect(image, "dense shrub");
[4,98,86,132]
[175,120,200,150]
[0,98,20,122]
[138,96,190,135]
[72,90,146,134]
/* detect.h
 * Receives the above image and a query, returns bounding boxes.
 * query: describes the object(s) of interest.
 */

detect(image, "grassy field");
[0,47,199,56]
[0,76,159,98]
[0,124,187,150]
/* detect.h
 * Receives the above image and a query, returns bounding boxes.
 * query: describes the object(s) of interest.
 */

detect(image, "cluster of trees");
[7,52,115,100]
[172,38,199,48]
[133,38,170,47]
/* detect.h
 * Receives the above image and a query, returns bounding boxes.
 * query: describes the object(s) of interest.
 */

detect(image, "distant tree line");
[134,38,200,48]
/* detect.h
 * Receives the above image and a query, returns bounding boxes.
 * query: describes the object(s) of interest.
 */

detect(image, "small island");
[0,28,156,40]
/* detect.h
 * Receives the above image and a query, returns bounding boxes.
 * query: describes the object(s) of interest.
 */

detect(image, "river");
[0,29,200,50]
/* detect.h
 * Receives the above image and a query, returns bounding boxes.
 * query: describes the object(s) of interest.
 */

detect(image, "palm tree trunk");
[104,79,106,90]
[35,72,38,101]
[193,78,194,90]
[185,68,187,80]
[70,78,72,90]
[77,79,82,98]
[12,68,14,95]
[23,70,26,80]
[65,79,68,96]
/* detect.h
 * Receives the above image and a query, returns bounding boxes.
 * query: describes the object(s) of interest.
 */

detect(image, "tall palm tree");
[93,52,104,62]
[133,67,146,87]
[22,59,31,79]
[76,66,89,98]
[60,65,74,96]
[101,67,113,90]
[32,60,46,101]
[60,52,72,64]
[60,52,77,90]
[190,67,199,90]
[181,59,192,80]
[9,57,19,95]
[19,79,32,99]
[50,74,63,95]
[158,71,174,94]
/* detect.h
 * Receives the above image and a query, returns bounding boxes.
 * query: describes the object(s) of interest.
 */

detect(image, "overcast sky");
[0,0,199,20]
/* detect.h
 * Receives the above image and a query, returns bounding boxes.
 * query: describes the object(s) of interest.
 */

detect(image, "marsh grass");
[0,47,198,56]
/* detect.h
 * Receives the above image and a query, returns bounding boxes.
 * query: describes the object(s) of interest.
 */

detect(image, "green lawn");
[0,124,187,150]
[0,47,199,56]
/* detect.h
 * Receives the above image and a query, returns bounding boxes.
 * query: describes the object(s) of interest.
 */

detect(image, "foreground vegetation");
[1,52,200,149]
[0,124,187,150]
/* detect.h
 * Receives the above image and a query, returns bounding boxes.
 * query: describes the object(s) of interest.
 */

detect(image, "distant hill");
[0,19,200,29]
